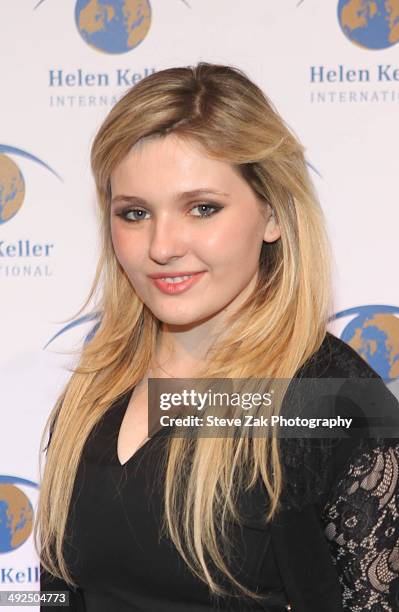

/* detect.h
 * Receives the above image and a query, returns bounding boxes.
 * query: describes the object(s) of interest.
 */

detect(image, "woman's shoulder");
[279,332,399,510]
[297,331,381,380]
[299,331,399,432]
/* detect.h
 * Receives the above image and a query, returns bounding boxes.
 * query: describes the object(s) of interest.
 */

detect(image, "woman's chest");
[117,382,149,466]
[65,439,283,607]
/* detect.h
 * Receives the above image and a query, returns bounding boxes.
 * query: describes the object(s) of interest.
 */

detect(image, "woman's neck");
[153,321,219,378]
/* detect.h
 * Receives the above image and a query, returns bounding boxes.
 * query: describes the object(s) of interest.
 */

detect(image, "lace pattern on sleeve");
[322,439,399,611]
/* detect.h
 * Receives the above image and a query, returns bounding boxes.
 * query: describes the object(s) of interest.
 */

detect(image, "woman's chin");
[153,308,218,329]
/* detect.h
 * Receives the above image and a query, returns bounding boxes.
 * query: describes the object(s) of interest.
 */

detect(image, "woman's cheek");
[201,225,231,251]
[111,225,133,264]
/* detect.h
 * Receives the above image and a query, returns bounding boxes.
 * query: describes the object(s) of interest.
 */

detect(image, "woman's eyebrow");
[111,188,230,206]
[175,188,230,200]
[111,194,146,206]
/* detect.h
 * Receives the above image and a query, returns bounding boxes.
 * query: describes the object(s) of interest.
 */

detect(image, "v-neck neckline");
[114,386,166,468]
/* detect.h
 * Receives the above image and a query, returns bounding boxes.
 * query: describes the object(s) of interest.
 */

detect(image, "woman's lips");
[150,271,206,295]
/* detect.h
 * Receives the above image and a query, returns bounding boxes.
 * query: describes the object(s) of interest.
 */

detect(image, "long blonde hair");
[35,62,333,603]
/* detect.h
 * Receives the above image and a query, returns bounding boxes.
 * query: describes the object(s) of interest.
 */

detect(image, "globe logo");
[0,476,38,554]
[333,305,399,381]
[0,145,62,224]
[0,155,25,224]
[75,0,152,54]
[337,0,399,49]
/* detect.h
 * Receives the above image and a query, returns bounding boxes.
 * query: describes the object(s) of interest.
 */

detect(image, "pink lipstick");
[149,271,206,295]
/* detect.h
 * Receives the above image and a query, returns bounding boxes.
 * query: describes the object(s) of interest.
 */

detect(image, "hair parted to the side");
[35,62,333,603]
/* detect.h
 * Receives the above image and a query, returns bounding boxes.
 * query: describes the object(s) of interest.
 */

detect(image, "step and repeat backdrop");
[1,0,398,605]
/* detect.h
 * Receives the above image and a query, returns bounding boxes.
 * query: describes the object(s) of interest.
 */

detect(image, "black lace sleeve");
[321,438,399,611]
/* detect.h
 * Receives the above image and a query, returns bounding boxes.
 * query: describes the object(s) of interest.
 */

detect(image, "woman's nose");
[148,216,189,263]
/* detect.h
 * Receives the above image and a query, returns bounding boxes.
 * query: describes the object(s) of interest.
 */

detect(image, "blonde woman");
[36,63,399,611]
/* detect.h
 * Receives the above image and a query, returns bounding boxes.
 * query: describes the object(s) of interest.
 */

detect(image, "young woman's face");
[110,134,280,327]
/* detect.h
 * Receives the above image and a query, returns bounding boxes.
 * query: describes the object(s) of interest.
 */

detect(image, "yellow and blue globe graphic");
[338,0,399,49]
[75,0,152,54]
[0,483,33,553]
[336,306,399,381]
[0,154,25,224]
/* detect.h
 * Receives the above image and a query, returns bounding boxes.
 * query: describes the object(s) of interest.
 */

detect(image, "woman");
[36,63,399,611]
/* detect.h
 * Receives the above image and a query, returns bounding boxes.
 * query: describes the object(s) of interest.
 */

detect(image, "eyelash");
[115,203,223,223]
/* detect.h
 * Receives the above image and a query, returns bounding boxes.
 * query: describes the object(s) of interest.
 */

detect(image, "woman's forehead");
[111,134,243,190]
[124,133,210,163]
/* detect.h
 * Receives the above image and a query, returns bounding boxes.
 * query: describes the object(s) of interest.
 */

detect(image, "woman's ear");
[263,206,281,243]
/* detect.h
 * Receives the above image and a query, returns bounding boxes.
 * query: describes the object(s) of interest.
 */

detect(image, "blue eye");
[116,208,149,222]
[190,203,222,218]
[115,203,223,223]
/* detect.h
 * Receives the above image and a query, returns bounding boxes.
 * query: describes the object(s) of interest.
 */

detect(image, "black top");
[40,333,399,611]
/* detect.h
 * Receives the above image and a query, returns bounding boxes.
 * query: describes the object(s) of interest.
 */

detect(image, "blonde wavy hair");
[35,62,333,603]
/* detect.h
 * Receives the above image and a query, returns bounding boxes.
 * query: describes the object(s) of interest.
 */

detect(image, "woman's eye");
[115,203,222,223]
[116,208,149,222]
[190,203,222,218]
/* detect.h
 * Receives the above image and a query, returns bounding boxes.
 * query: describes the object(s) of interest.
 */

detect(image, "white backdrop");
[1,1,398,606]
